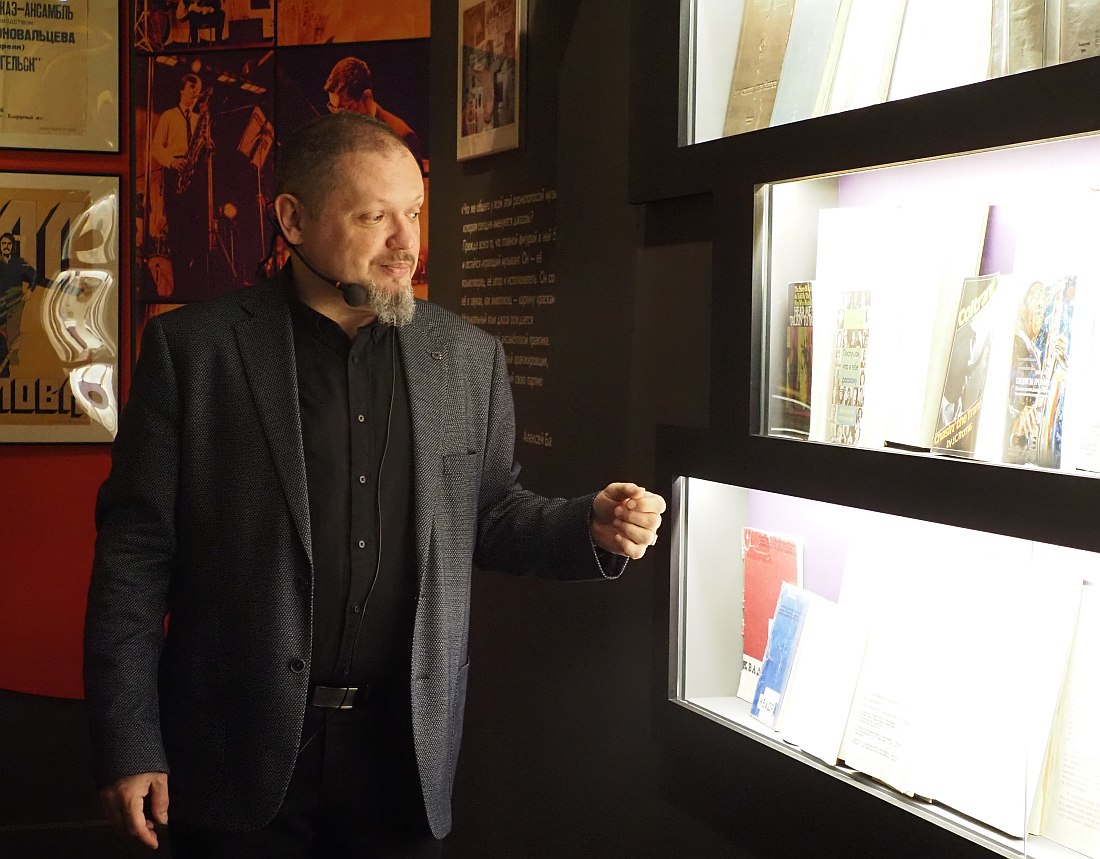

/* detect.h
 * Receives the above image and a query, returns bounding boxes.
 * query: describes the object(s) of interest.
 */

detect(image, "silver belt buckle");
[311,685,359,709]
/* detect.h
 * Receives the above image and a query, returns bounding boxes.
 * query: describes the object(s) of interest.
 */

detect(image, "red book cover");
[737,527,803,701]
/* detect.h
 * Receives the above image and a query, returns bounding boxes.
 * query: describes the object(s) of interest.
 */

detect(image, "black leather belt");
[310,685,362,709]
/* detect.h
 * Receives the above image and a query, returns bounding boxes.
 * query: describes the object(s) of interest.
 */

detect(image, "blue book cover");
[751,582,812,728]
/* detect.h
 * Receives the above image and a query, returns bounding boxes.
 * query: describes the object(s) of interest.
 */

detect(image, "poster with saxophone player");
[134,48,275,322]
[0,0,118,151]
[0,172,119,443]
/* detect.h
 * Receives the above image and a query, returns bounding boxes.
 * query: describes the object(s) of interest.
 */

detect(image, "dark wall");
[431,2,999,858]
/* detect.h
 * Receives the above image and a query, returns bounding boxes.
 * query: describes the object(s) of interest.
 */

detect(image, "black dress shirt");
[289,298,416,688]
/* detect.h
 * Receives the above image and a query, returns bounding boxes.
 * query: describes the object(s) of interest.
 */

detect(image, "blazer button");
[288,657,306,673]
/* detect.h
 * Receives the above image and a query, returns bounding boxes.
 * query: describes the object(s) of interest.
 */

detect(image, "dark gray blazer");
[83,280,622,838]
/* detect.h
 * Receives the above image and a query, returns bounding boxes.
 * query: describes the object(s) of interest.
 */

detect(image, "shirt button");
[353,603,363,614]
[288,657,306,673]
[358,475,366,483]
[357,414,365,423]
[358,539,365,548]
[351,355,360,364]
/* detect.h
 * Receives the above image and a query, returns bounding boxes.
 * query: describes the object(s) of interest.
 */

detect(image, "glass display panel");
[756,131,1100,475]
[670,476,1100,858]
[684,0,1100,145]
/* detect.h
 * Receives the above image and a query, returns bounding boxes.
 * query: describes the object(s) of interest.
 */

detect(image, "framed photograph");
[0,0,120,151]
[0,172,120,443]
[457,0,523,161]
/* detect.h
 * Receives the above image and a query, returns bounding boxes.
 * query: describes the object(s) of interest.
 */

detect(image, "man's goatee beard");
[367,280,416,327]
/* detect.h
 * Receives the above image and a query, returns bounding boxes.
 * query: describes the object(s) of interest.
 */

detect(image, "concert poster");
[276,40,431,298]
[457,0,523,161]
[0,0,119,151]
[133,47,275,328]
[276,0,429,46]
[0,172,119,443]
[133,0,273,54]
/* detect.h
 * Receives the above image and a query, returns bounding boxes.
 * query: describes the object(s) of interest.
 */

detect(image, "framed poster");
[0,0,120,151]
[0,172,119,443]
[457,0,523,161]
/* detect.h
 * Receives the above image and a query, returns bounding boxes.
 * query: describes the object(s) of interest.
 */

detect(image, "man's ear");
[273,193,304,245]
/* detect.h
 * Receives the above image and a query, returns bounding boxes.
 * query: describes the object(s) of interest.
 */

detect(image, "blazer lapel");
[234,286,312,567]
[399,307,448,582]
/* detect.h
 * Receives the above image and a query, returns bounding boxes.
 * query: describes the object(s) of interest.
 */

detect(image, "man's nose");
[387,217,418,250]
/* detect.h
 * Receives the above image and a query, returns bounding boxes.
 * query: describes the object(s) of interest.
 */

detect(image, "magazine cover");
[829,289,869,445]
[932,274,999,457]
[780,280,813,438]
[1004,276,1076,468]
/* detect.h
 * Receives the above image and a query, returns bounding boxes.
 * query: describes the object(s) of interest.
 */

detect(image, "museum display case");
[654,4,1100,857]
[669,476,1098,857]
[755,131,1100,473]
[683,0,1100,146]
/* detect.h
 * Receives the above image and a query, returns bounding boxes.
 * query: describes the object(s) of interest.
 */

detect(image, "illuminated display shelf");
[668,476,1099,859]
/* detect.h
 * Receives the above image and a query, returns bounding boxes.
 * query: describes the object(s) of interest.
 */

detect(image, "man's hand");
[591,482,666,560]
[100,772,169,850]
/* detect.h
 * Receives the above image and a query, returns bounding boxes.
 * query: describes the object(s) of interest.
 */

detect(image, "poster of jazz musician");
[0,172,119,443]
[0,0,118,151]
[134,48,275,319]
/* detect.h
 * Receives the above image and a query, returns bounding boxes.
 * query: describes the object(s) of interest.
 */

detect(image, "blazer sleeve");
[472,338,627,581]
[83,317,180,785]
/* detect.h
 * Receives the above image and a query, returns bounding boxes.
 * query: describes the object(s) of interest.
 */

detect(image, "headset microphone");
[285,242,371,308]
[260,204,371,308]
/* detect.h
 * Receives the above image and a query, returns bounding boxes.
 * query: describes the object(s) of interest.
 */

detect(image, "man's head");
[324,57,373,115]
[274,112,422,326]
[0,233,13,259]
[179,74,202,109]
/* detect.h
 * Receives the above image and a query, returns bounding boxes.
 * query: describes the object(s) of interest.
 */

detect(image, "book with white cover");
[989,0,1045,76]
[888,0,992,103]
[808,202,989,450]
[834,521,1082,836]
[826,0,908,115]
[774,596,869,765]
[1058,0,1100,62]
[770,0,852,126]
[1031,584,1100,857]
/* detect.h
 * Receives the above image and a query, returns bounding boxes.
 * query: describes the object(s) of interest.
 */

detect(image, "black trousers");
[169,687,440,858]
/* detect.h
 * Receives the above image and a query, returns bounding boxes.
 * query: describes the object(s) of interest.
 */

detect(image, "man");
[176,0,225,44]
[0,231,36,377]
[150,74,211,285]
[323,56,422,166]
[84,111,663,856]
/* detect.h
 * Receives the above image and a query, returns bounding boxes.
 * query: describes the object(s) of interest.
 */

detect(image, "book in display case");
[757,130,1100,475]
[684,0,1100,146]
[669,477,1100,858]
